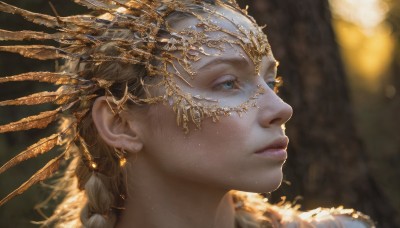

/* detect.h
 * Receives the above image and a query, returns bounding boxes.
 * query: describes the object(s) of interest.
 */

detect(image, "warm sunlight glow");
[330,0,395,92]
[330,0,388,31]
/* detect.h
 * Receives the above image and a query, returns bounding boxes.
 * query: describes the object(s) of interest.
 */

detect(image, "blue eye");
[213,77,241,91]
[221,80,237,90]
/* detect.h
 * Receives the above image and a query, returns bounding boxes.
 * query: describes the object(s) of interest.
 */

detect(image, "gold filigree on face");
[139,2,273,133]
[0,0,274,134]
[0,0,276,205]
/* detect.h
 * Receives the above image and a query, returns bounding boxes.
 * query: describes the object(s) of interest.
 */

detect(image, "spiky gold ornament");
[0,0,274,206]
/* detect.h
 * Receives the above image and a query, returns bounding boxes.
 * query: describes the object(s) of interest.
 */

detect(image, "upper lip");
[255,137,289,153]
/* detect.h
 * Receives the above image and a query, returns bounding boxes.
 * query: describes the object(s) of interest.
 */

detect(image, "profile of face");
[93,3,293,195]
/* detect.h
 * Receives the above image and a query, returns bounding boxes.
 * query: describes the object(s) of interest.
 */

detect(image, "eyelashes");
[212,75,241,91]
[213,79,241,91]
[213,75,283,94]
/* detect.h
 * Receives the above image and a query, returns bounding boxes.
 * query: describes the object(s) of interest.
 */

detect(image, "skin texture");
[92,4,292,228]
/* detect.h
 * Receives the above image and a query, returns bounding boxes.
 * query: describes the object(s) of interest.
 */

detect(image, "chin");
[268,169,284,192]
[259,167,284,192]
[261,177,283,193]
[269,178,283,192]
[238,170,284,193]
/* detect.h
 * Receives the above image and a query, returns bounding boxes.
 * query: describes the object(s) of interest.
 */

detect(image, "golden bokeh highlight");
[330,0,395,92]
[334,19,394,91]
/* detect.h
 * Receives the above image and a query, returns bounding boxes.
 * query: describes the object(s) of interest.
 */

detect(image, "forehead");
[143,2,273,133]
[162,3,271,76]
[169,4,260,37]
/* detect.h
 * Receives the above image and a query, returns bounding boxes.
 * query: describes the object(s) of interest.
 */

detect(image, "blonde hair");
[39,49,372,227]
[0,1,374,227]
[35,14,268,227]
[36,15,374,228]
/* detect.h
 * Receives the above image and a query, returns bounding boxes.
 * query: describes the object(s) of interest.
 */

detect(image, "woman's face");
[133,4,292,193]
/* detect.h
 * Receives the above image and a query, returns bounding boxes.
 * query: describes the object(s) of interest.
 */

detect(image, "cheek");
[162,104,255,148]
[141,104,283,192]
[143,104,253,170]
[145,103,256,149]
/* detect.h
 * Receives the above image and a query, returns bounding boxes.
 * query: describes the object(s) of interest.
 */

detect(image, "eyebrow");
[196,55,279,75]
[196,56,252,71]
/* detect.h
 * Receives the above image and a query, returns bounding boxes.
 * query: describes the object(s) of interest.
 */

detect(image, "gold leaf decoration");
[0,72,79,85]
[0,29,87,43]
[0,91,60,106]
[73,0,118,11]
[0,90,81,106]
[0,2,99,32]
[0,108,61,133]
[0,29,55,41]
[0,152,65,206]
[0,2,60,29]
[0,45,69,60]
[0,134,61,174]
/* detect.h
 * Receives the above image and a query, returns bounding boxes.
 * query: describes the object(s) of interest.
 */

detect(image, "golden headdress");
[0,2,378,228]
[0,0,274,206]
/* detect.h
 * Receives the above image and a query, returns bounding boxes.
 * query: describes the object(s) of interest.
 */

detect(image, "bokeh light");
[330,0,395,92]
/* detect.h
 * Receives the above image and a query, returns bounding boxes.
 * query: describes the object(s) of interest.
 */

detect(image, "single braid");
[73,29,143,228]
[44,3,256,227]
[52,30,143,227]
[80,173,117,228]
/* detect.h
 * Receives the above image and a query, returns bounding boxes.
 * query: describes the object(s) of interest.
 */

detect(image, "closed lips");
[255,137,288,153]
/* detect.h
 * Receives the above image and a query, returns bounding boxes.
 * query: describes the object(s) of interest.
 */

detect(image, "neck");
[115,156,236,228]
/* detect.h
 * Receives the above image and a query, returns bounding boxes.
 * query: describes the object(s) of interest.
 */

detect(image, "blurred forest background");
[0,0,399,227]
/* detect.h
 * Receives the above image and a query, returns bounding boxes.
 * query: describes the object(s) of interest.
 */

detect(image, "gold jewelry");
[0,0,272,206]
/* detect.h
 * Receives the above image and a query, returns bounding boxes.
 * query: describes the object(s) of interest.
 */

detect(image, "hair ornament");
[0,0,271,206]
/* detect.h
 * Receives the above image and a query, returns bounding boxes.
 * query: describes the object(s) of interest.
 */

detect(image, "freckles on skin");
[131,4,290,193]
[141,99,285,193]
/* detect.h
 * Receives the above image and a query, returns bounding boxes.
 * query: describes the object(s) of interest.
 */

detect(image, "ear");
[92,96,143,153]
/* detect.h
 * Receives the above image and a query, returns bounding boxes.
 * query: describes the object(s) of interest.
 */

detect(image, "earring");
[114,148,128,167]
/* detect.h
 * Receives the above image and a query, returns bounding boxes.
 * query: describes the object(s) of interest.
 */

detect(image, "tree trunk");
[237,0,400,226]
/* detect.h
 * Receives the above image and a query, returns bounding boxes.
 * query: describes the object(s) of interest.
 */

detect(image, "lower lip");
[254,149,287,161]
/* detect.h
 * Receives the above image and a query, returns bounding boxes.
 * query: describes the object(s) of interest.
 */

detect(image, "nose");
[257,86,293,127]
